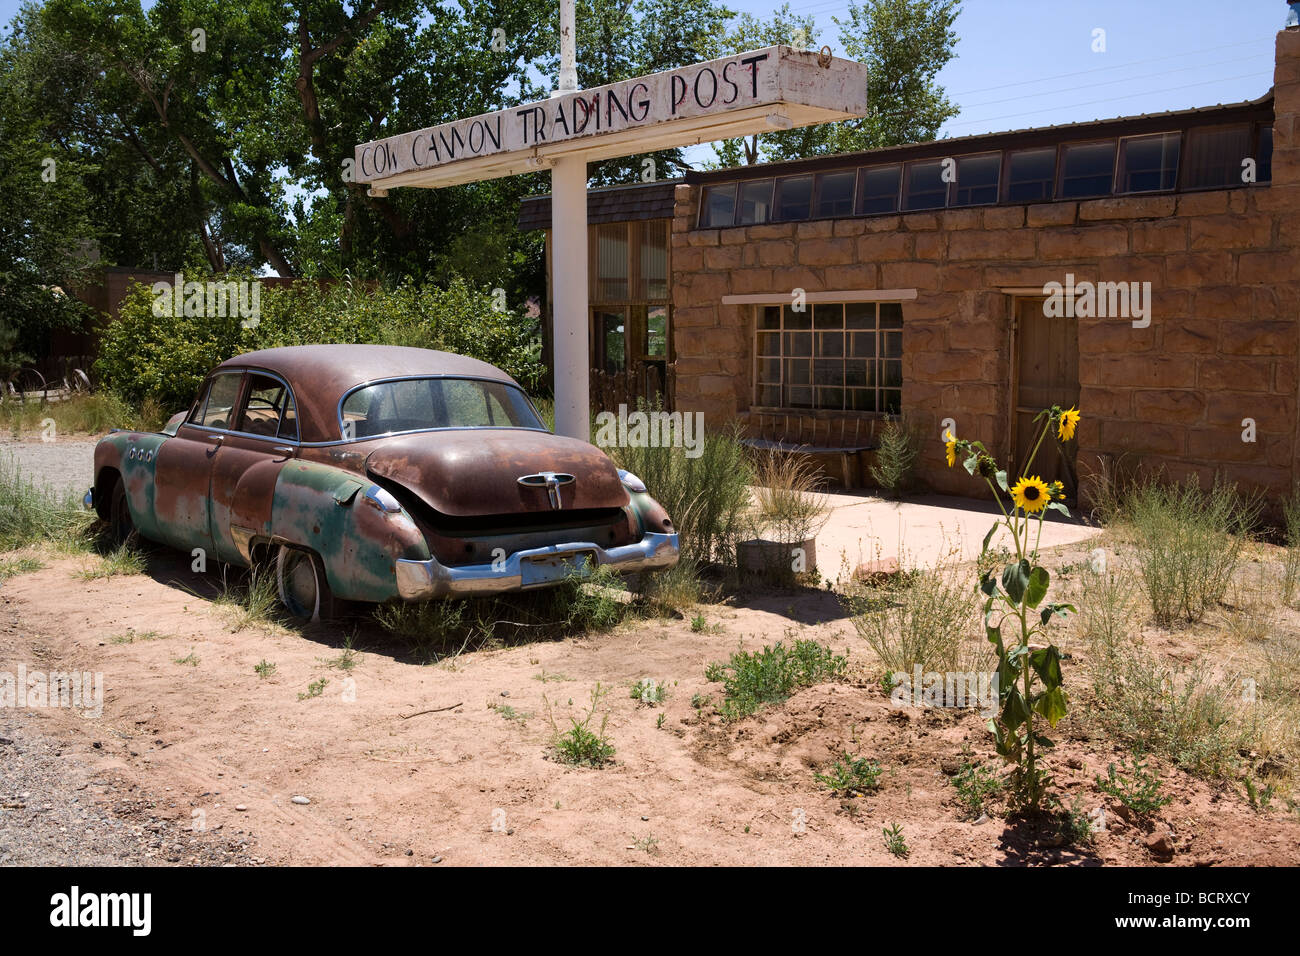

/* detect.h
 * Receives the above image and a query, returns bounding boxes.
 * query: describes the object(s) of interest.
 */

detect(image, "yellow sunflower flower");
[945,440,957,468]
[1057,407,1081,442]
[1048,480,1066,500]
[1011,476,1051,514]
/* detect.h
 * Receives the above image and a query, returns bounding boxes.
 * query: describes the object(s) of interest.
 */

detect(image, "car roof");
[214,345,520,443]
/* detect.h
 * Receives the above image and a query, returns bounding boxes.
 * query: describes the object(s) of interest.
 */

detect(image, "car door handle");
[273,445,296,458]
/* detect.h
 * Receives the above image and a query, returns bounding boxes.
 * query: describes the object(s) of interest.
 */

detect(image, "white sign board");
[355,46,868,190]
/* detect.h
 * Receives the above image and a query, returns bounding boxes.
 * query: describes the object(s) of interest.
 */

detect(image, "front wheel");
[276,545,335,622]
[108,476,136,547]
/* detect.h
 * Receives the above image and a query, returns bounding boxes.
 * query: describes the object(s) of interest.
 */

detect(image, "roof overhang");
[354,46,868,192]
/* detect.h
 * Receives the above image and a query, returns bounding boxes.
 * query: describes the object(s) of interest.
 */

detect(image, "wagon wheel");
[276,545,336,623]
[9,368,48,404]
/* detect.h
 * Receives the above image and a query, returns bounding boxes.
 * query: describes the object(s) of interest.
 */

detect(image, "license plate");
[521,551,595,588]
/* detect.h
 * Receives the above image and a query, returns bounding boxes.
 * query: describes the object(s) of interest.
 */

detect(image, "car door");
[208,371,299,564]
[153,370,246,555]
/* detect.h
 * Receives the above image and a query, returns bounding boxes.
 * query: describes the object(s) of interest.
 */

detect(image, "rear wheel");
[276,545,334,622]
[108,476,136,547]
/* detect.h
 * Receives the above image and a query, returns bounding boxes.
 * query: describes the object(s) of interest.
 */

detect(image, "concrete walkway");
[812,491,1104,582]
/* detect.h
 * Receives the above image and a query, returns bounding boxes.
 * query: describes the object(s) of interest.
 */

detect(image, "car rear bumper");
[394,532,680,600]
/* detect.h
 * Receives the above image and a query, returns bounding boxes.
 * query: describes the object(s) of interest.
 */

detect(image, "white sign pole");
[551,0,589,441]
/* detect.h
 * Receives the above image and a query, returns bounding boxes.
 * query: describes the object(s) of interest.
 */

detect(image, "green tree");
[0,3,98,376]
[709,0,960,166]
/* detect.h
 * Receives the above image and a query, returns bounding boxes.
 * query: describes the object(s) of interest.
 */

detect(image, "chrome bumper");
[394,532,680,600]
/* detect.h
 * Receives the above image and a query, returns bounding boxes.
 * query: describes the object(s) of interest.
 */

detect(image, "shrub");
[842,550,982,675]
[608,414,752,568]
[951,759,1004,819]
[97,275,544,412]
[1125,478,1258,625]
[869,415,919,497]
[1283,482,1300,607]
[705,638,847,721]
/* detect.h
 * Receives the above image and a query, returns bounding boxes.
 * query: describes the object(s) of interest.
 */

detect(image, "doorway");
[1010,296,1080,497]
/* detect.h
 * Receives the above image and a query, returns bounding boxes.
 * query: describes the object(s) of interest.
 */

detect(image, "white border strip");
[721,288,918,305]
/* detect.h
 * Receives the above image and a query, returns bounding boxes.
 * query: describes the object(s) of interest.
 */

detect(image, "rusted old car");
[85,345,679,620]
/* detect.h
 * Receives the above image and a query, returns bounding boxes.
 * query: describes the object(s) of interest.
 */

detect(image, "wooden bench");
[740,413,877,488]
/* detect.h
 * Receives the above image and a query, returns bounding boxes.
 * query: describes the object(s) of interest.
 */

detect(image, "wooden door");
[1011,297,1080,496]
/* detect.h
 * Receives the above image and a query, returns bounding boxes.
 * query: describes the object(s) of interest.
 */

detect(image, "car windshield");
[339,377,544,439]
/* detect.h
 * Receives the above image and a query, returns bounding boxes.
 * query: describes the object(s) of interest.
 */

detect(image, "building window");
[638,220,668,300]
[1259,125,1273,183]
[859,164,902,214]
[595,223,629,300]
[774,175,813,220]
[700,183,736,227]
[754,302,902,413]
[1117,132,1180,193]
[1182,124,1251,189]
[737,179,773,224]
[815,170,857,217]
[903,159,949,210]
[951,152,1001,206]
[1004,147,1056,202]
[1059,141,1116,198]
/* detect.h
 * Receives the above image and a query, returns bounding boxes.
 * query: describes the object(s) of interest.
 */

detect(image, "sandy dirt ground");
[3,536,1298,867]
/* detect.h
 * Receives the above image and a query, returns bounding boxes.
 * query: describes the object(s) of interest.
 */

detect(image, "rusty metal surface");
[216,345,517,443]
[89,346,678,606]
[363,429,627,517]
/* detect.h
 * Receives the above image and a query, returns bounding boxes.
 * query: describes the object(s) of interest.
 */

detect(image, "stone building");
[523,26,1300,504]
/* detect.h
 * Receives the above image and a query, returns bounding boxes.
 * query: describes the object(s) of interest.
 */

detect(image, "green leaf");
[1047,500,1071,517]
[995,470,1009,492]
[980,572,998,597]
[963,453,978,476]
[1025,565,1049,609]
[1001,559,1030,604]
[981,521,998,554]
[1001,687,1030,732]
[1032,686,1069,727]
[1039,602,1076,626]
[1028,645,1063,688]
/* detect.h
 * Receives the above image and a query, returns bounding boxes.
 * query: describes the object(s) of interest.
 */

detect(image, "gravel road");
[0,438,97,500]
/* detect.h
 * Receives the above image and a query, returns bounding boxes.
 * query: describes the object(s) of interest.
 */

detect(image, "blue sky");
[1,0,1287,162]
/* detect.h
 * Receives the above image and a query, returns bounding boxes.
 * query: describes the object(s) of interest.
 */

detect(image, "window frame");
[187,370,248,434]
[333,375,549,444]
[752,302,903,415]
[1114,130,1182,195]
[1057,138,1118,200]
[234,370,301,442]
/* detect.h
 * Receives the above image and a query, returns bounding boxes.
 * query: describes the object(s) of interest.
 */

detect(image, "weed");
[174,649,200,667]
[705,638,847,722]
[298,678,328,700]
[843,549,982,675]
[490,703,531,724]
[632,834,660,855]
[882,822,908,858]
[690,614,706,632]
[1244,777,1277,812]
[545,683,615,768]
[814,754,883,796]
[254,660,277,679]
[1095,754,1172,817]
[869,416,919,498]
[0,556,44,580]
[952,760,1004,820]
[630,677,670,706]
[110,630,168,645]
[1126,478,1259,625]
[76,543,145,580]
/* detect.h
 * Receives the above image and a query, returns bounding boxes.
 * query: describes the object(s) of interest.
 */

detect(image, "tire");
[108,476,136,547]
[276,545,335,622]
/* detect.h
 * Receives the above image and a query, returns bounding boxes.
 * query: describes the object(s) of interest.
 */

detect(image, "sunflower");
[1057,407,1081,442]
[1048,480,1066,500]
[945,440,957,468]
[1011,476,1051,513]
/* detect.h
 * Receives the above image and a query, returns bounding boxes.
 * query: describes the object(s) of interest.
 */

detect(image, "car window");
[238,374,299,441]
[190,373,244,430]
[340,377,543,439]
